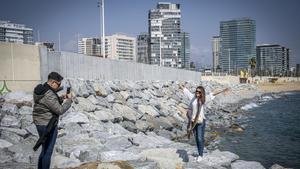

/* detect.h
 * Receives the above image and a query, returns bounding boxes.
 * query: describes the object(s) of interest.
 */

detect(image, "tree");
[249,57,256,78]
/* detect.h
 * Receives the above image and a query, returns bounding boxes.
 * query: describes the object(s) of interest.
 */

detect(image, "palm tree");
[249,57,256,82]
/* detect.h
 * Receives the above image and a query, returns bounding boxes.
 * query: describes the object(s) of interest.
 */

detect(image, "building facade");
[212,36,221,72]
[105,34,136,61]
[256,44,290,76]
[149,2,182,68]
[78,38,101,57]
[137,32,149,64]
[220,18,256,73]
[0,20,33,44]
[181,32,190,69]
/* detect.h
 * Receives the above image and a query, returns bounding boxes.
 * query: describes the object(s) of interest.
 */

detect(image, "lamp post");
[98,0,105,58]
[225,48,234,75]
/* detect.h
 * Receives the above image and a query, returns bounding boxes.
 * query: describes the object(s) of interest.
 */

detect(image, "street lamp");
[225,48,234,74]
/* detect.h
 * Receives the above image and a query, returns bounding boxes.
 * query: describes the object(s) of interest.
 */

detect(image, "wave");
[241,102,259,110]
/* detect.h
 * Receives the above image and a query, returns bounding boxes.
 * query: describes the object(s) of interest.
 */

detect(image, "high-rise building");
[137,32,149,64]
[78,34,136,61]
[105,34,136,61]
[181,32,190,69]
[0,20,33,44]
[256,44,290,76]
[220,18,256,73]
[212,36,221,72]
[296,64,300,77]
[149,2,182,68]
[78,38,101,57]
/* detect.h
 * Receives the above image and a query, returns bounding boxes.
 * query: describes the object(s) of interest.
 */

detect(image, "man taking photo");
[32,72,72,169]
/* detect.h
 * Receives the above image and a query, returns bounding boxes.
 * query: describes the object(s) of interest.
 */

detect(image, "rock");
[0,139,13,148]
[269,164,292,169]
[92,110,115,122]
[138,105,160,117]
[99,151,141,162]
[231,160,265,169]
[129,160,159,169]
[103,136,133,151]
[0,130,23,144]
[18,106,32,115]
[202,149,239,167]
[0,148,14,163]
[1,103,18,115]
[87,95,99,105]
[3,91,33,108]
[95,96,111,108]
[69,79,90,98]
[52,154,82,169]
[176,149,189,162]
[7,144,36,163]
[230,123,245,132]
[60,111,90,126]
[121,121,138,133]
[20,114,33,129]
[0,115,21,128]
[139,148,183,169]
[0,127,28,137]
[25,123,39,136]
[120,91,130,100]
[75,97,97,112]
[92,81,109,97]
[113,104,139,122]
[135,120,150,132]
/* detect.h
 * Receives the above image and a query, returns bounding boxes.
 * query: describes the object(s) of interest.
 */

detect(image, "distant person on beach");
[32,72,73,169]
[179,83,228,162]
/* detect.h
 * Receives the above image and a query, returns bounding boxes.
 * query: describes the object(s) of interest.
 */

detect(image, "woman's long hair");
[196,86,206,104]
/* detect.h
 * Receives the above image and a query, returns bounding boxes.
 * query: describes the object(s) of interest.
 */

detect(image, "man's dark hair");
[48,72,63,82]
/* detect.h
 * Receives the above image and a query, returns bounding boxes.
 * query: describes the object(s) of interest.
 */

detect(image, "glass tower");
[220,18,256,73]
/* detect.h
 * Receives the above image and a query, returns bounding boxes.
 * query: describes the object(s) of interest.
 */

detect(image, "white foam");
[262,95,273,101]
[241,102,259,110]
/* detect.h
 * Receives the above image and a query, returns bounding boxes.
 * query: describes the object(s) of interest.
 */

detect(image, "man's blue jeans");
[193,120,206,156]
[36,125,58,169]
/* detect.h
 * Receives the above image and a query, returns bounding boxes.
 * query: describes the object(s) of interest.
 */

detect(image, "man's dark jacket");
[32,83,72,126]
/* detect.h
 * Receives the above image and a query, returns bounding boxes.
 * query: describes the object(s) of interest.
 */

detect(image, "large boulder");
[139,148,183,169]
[3,91,33,108]
[112,104,139,122]
[138,105,160,117]
[60,111,90,126]
[0,115,21,128]
[201,149,239,167]
[0,139,13,148]
[74,97,97,112]
[231,160,265,169]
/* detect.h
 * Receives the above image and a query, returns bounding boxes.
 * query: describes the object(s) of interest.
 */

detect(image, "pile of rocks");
[0,79,285,169]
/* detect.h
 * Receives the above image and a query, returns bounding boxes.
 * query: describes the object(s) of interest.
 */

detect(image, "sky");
[1,0,300,67]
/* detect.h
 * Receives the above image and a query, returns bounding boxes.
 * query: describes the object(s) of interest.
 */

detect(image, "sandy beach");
[257,82,300,93]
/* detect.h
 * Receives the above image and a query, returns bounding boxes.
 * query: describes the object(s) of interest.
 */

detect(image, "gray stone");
[0,139,13,148]
[121,121,138,133]
[52,154,82,169]
[92,81,109,97]
[93,110,115,122]
[0,127,28,137]
[104,136,132,151]
[7,144,36,163]
[1,103,18,115]
[60,111,90,126]
[135,120,150,132]
[138,105,160,117]
[3,91,33,108]
[69,78,90,98]
[120,91,130,100]
[113,104,139,122]
[75,97,97,112]
[231,160,265,169]
[95,96,111,108]
[0,130,23,144]
[269,164,292,169]
[99,150,141,162]
[87,95,99,105]
[129,160,159,169]
[139,148,183,169]
[202,149,239,167]
[0,115,21,128]
[25,123,39,136]
[20,114,33,129]
[0,148,14,163]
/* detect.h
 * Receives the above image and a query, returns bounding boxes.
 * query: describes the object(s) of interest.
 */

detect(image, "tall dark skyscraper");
[148,2,184,68]
[220,18,256,73]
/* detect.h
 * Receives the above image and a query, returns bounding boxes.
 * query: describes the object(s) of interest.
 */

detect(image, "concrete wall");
[0,42,43,92]
[42,51,201,82]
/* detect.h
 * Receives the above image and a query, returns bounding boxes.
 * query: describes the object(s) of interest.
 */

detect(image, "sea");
[219,91,300,169]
